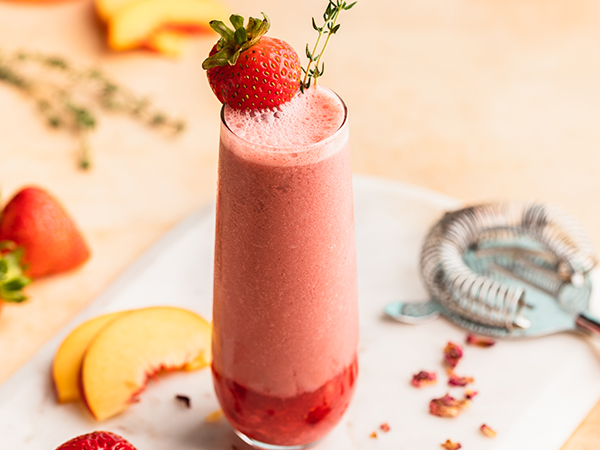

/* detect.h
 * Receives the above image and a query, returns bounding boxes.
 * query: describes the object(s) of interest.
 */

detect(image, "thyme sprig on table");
[301,0,356,91]
[0,50,186,170]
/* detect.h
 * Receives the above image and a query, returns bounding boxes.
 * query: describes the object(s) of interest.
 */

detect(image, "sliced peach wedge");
[107,0,228,51]
[79,306,211,421]
[52,310,131,403]
[52,306,211,420]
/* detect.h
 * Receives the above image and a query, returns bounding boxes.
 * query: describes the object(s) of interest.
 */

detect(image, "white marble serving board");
[2,175,600,450]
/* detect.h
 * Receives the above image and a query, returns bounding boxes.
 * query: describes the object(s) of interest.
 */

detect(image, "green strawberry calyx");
[0,240,31,303]
[202,13,271,70]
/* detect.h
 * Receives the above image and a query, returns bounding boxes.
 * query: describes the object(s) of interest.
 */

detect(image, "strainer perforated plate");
[385,202,600,338]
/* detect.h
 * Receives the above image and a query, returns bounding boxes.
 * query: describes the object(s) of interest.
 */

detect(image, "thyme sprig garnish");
[0,50,186,170]
[301,0,356,91]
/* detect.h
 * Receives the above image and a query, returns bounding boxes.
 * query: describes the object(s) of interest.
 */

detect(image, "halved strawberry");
[0,186,90,279]
[202,13,301,110]
[55,431,137,450]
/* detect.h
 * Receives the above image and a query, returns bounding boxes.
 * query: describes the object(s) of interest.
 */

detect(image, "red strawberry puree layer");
[213,86,359,446]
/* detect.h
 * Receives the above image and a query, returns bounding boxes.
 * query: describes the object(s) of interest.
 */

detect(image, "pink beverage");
[212,86,358,449]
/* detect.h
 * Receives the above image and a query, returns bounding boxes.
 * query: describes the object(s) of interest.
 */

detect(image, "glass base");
[234,430,321,450]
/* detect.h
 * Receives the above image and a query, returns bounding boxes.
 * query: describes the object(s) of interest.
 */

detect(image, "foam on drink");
[222,86,346,165]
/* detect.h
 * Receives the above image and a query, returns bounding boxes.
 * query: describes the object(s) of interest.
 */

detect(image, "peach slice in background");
[95,0,194,56]
[144,29,191,58]
[95,0,132,20]
[107,0,228,51]
[80,306,211,421]
[52,310,131,403]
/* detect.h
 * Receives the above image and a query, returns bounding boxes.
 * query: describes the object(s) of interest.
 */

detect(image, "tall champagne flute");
[211,86,358,449]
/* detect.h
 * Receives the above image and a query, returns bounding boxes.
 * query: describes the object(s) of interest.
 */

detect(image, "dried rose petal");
[369,431,378,439]
[459,398,472,410]
[175,394,191,408]
[464,389,478,400]
[429,394,462,418]
[205,409,224,422]
[441,439,462,450]
[380,423,390,432]
[430,392,474,418]
[444,342,463,368]
[466,334,496,347]
[448,370,475,387]
[480,423,497,438]
[411,370,438,387]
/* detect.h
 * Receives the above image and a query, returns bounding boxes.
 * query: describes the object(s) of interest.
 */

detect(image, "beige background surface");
[0,0,599,448]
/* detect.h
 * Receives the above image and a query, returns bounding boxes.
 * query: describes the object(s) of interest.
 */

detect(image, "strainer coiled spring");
[419,202,597,330]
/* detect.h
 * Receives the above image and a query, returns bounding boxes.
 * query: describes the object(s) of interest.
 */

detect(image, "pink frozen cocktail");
[212,86,358,447]
[204,6,358,449]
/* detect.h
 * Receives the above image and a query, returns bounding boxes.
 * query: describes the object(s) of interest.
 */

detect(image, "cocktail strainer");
[385,202,600,338]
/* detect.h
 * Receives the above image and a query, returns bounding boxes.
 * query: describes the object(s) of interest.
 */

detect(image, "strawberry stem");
[301,0,357,90]
[202,13,271,70]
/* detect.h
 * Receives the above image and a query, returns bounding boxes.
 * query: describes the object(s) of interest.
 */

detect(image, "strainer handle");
[575,313,600,336]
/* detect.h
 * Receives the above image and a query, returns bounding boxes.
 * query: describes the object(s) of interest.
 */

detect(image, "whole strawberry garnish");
[0,186,90,279]
[55,431,137,450]
[202,13,301,110]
